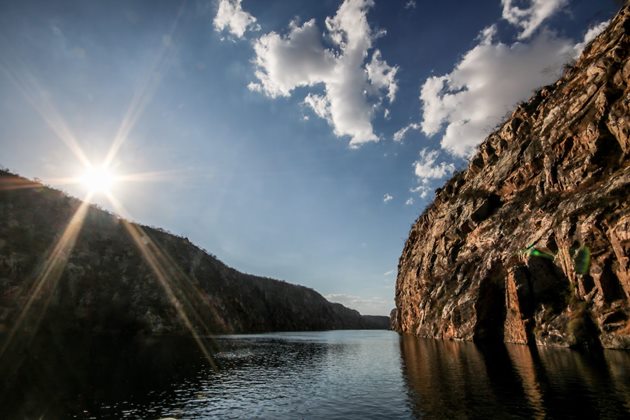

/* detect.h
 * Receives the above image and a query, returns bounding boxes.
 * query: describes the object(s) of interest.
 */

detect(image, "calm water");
[2,330,629,418]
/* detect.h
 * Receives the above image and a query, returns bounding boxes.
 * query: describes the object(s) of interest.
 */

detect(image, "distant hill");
[0,169,389,339]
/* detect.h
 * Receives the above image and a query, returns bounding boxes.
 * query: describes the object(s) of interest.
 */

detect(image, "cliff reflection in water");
[400,335,630,418]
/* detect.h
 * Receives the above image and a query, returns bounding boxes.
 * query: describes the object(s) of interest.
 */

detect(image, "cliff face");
[394,5,630,349]
[0,171,388,337]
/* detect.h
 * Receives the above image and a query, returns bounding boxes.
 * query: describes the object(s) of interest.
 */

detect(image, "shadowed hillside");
[0,169,389,339]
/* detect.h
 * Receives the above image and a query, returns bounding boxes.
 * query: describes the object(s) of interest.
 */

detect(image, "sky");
[0,0,620,315]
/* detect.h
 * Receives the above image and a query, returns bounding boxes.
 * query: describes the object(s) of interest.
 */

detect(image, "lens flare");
[80,166,115,194]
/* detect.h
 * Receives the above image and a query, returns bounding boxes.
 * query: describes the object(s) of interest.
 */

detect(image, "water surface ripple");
[2,330,629,418]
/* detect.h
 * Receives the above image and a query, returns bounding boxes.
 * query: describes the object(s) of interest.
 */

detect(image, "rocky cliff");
[0,170,388,339]
[394,5,630,349]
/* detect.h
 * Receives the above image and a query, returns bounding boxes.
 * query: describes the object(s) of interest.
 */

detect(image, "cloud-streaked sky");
[0,0,618,315]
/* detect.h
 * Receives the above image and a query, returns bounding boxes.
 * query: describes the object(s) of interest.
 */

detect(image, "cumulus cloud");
[501,0,568,40]
[214,0,260,39]
[408,149,455,199]
[366,50,399,103]
[405,197,414,206]
[393,122,420,142]
[249,0,398,146]
[325,293,392,315]
[398,4,612,156]
[383,193,394,203]
[304,93,332,122]
[413,148,455,180]
[574,20,610,58]
[410,185,430,199]
[249,20,335,97]
[397,0,607,198]
[420,29,575,157]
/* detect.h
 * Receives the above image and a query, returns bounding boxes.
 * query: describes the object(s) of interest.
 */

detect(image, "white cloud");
[399,0,601,194]
[325,293,393,315]
[405,197,414,205]
[408,149,455,200]
[383,193,394,203]
[477,24,498,44]
[573,20,609,58]
[404,0,416,10]
[366,50,399,103]
[410,185,430,199]
[413,148,455,180]
[501,0,568,40]
[249,0,398,146]
[393,122,420,142]
[420,29,575,157]
[383,269,396,276]
[214,0,260,39]
[249,19,335,97]
[304,93,332,122]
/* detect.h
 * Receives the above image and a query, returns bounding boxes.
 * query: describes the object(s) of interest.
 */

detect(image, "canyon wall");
[394,5,630,349]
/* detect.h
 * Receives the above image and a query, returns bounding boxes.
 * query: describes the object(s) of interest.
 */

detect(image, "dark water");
[1,330,629,418]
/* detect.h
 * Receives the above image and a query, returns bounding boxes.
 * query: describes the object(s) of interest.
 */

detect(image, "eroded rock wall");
[394,5,630,349]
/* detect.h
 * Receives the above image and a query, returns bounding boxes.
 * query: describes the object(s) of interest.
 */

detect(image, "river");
[2,330,629,418]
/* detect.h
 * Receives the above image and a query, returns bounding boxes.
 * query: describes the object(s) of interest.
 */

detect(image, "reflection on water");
[400,335,630,419]
[1,330,629,418]
[0,333,210,418]
[0,330,410,419]
[400,337,532,418]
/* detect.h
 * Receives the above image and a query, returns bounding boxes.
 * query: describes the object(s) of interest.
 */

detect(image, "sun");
[80,165,116,194]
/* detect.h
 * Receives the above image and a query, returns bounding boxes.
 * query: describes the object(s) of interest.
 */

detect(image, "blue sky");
[0,0,619,315]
